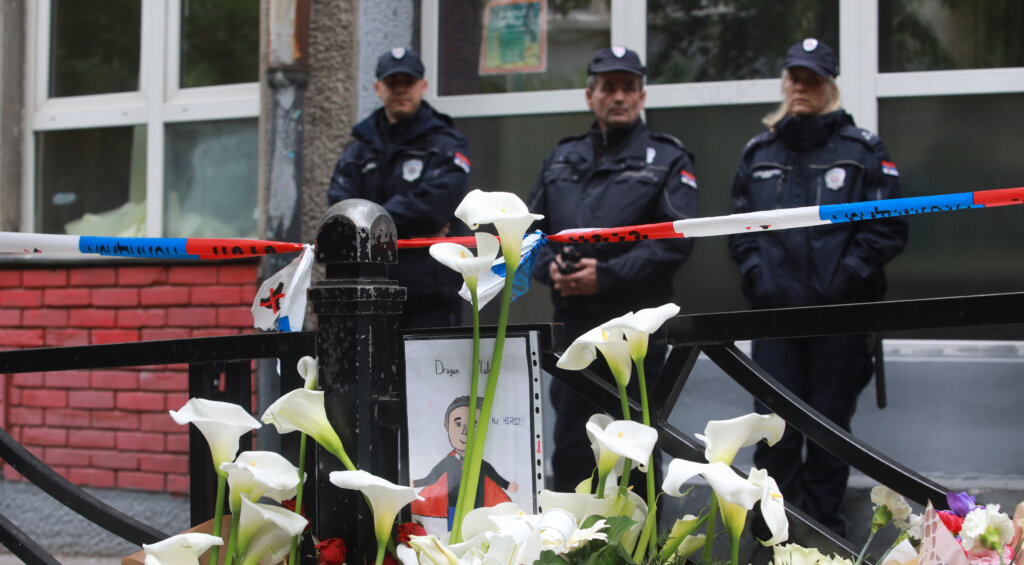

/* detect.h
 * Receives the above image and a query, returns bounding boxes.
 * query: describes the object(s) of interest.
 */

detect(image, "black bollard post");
[308,199,406,563]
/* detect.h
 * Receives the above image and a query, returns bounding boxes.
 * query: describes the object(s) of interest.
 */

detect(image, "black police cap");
[783,38,838,78]
[587,46,646,76]
[375,47,425,80]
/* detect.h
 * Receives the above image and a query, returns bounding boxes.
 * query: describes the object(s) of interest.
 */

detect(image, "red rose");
[395,522,427,545]
[315,537,347,565]
[382,553,401,565]
[281,498,312,533]
[938,510,964,535]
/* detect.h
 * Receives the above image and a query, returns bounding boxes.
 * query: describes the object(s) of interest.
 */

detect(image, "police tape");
[0,232,305,259]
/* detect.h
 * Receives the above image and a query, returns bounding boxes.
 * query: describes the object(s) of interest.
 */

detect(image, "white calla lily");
[237,509,306,565]
[296,355,318,390]
[169,398,260,472]
[236,497,308,556]
[454,189,543,266]
[220,451,299,513]
[403,535,460,564]
[261,388,352,468]
[696,412,785,465]
[586,417,658,473]
[142,532,222,565]
[329,470,424,554]
[603,303,680,362]
[748,468,789,546]
[556,325,633,387]
[429,232,500,292]
[662,459,762,510]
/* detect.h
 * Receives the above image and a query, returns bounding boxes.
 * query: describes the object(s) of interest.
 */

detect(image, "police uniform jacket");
[328,101,470,307]
[728,110,908,309]
[527,120,698,317]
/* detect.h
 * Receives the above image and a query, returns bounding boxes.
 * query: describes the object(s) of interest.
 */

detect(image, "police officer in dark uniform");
[527,46,698,492]
[328,48,471,329]
[728,39,908,535]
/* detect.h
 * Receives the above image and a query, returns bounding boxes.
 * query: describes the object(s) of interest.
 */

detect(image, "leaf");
[575,542,639,565]
[536,549,567,564]
[604,515,639,545]
[580,515,606,530]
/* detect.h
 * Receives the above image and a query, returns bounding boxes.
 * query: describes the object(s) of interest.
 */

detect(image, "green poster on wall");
[479,0,547,75]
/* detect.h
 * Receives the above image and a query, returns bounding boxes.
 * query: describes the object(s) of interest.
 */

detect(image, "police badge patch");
[824,167,846,190]
[402,159,423,181]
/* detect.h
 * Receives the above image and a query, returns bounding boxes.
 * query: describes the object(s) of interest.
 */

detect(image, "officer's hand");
[555,258,598,296]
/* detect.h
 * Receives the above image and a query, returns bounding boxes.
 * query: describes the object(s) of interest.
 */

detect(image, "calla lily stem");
[287,432,308,565]
[635,361,658,555]
[703,494,719,563]
[223,509,240,565]
[449,289,481,543]
[209,471,227,565]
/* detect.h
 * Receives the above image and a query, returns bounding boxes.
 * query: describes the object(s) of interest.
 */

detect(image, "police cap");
[783,38,838,78]
[375,47,425,80]
[587,46,646,76]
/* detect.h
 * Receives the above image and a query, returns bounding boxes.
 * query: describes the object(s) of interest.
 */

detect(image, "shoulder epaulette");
[649,131,685,150]
[742,130,775,154]
[556,132,588,146]
[839,124,882,148]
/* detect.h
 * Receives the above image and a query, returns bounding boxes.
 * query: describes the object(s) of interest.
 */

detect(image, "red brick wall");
[1,262,259,494]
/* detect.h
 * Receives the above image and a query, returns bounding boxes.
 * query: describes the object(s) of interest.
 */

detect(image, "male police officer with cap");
[526,46,698,491]
[329,47,471,329]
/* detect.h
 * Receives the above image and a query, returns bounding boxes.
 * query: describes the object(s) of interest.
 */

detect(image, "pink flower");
[965,545,1013,565]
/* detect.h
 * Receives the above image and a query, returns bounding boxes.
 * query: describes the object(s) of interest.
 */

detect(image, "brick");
[22,389,68,408]
[68,308,116,328]
[23,269,68,288]
[167,265,219,285]
[45,447,93,467]
[6,289,42,307]
[91,329,139,344]
[0,329,44,347]
[218,306,255,328]
[116,431,165,452]
[68,390,115,409]
[44,370,91,389]
[116,308,166,328]
[3,465,26,482]
[0,270,22,287]
[21,427,67,447]
[69,267,117,287]
[118,471,164,491]
[139,412,182,433]
[191,328,232,338]
[43,288,91,307]
[92,287,140,307]
[140,286,190,307]
[118,266,167,286]
[166,433,190,454]
[165,392,189,412]
[12,372,44,387]
[190,285,243,306]
[44,328,90,347]
[90,450,139,471]
[116,391,164,412]
[138,453,188,474]
[68,429,116,449]
[22,309,68,328]
[91,370,139,390]
[69,468,116,489]
[219,264,258,284]
[166,474,189,495]
[140,328,191,341]
[7,407,43,426]
[44,409,91,428]
[0,309,21,326]
[167,308,217,327]
[138,371,186,392]
[92,411,140,430]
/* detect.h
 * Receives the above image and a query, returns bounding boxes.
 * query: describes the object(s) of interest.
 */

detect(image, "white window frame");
[421,0,1024,133]
[22,0,260,236]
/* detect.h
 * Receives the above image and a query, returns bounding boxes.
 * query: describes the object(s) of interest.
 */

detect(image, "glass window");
[164,119,259,238]
[880,0,1024,72]
[180,0,260,88]
[879,94,1024,304]
[646,0,838,84]
[35,126,146,235]
[49,0,141,97]
[439,0,610,96]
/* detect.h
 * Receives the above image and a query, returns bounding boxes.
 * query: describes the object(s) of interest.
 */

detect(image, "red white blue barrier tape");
[0,232,305,259]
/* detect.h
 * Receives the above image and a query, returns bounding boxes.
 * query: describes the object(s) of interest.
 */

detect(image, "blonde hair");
[762,69,842,128]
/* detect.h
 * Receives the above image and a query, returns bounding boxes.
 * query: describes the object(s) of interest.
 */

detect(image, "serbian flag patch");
[454,152,471,173]
[881,160,899,177]
[680,170,698,189]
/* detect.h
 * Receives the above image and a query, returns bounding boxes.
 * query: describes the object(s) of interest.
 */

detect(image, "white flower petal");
[329,470,423,543]
[237,497,307,555]
[296,356,318,390]
[556,326,632,387]
[750,468,789,546]
[169,398,260,470]
[220,451,299,512]
[143,532,223,565]
[698,412,785,465]
[586,419,658,473]
[663,459,762,509]
[261,388,346,459]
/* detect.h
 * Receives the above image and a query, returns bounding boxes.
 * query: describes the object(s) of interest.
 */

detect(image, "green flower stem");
[614,379,633,493]
[635,360,658,555]
[375,538,387,565]
[633,505,657,563]
[288,432,309,565]
[449,290,481,543]
[854,527,880,565]
[702,494,719,564]
[209,471,227,565]
[730,527,741,565]
[618,457,634,492]
[223,506,241,565]
[453,263,516,543]
[595,469,609,499]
